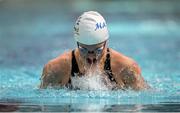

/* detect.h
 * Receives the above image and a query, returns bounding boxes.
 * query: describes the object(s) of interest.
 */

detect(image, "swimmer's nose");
[85,52,98,63]
[87,57,97,64]
[87,54,96,60]
[88,51,94,54]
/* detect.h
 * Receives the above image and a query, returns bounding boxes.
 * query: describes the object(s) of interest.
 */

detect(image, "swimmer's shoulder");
[40,50,72,88]
[109,48,149,90]
[46,50,72,72]
[109,48,140,71]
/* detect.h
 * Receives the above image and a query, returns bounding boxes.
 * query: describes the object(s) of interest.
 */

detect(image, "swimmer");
[40,11,149,90]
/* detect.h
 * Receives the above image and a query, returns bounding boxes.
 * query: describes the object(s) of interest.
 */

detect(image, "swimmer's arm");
[39,62,69,89]
[121,63,150,90]
[40,63,59,89]
[39,52,71,89]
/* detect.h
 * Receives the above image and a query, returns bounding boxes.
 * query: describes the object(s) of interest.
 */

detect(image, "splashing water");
[71,66,116,90]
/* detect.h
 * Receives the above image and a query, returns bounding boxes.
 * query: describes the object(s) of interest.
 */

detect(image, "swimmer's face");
[77,41,107,64]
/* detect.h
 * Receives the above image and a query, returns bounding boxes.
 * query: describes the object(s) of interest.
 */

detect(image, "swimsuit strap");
[67,50,80,88]
[71,50,80,76]
[104,48,117,83]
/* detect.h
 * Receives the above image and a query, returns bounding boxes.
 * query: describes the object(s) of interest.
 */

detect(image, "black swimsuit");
[66,48,117,89]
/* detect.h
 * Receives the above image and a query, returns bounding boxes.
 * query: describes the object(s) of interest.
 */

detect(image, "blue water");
[0,0,180,112]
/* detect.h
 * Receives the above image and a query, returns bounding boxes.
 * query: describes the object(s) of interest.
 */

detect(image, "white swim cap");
[74,11,109,45]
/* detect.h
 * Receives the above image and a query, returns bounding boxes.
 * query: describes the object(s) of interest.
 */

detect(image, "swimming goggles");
[77,42,106,55]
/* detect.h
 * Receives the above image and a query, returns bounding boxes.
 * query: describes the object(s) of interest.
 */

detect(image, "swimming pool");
[0,0,180,112]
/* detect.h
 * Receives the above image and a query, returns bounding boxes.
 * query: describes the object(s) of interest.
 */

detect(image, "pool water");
[0,0,180,112]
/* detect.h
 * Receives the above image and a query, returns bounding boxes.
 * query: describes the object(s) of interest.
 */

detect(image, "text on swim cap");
[95,22,106,31]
